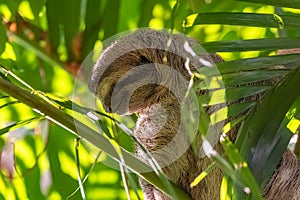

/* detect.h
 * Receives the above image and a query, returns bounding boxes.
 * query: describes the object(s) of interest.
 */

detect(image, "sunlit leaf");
[220,175,233,200]
[16,136,45,199]
[0,117,44,136]
[0,100,20,109]
[47,125,81,199]
[138,0,160,27]
[190,162,216,188]
[27,0,46,20]
[1,0,21,17]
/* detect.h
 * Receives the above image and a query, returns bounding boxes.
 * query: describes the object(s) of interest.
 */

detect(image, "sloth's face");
[96,74,157,115]
[92,51,190,115]
[93,50,160,115]
[89,29,221,115]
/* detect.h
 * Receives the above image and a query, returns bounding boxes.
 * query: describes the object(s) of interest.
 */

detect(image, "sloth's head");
[89,29,221,115]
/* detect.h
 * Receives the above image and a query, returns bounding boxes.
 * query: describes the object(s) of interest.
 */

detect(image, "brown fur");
[263,150,300,200]
[89,29,300,200]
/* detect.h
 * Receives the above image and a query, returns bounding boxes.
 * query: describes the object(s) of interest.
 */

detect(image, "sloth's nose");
[104,96,112,113]
[104,106,112,113]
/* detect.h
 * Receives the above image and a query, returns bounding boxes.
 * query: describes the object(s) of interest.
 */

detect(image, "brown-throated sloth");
[89,29,300,200]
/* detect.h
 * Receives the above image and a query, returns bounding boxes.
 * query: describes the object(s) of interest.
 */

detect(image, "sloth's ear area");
[140,55,152,64]
[106,59,161,115]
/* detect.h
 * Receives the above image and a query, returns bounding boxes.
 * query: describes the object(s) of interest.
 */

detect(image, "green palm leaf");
[236,66,300,189]
[187,12,300,29]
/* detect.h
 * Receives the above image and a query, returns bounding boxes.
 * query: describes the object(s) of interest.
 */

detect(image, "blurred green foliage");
[0,0,299,199]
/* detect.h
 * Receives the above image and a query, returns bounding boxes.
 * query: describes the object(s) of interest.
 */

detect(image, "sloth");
[89,29,300,200]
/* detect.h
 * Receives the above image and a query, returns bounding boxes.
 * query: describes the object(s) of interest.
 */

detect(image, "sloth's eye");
[140,56,151,64]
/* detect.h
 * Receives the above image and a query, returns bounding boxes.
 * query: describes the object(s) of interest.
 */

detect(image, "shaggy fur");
[89,29,300,200]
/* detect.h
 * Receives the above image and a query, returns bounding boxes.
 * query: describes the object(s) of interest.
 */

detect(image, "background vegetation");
[0,0,299,199]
